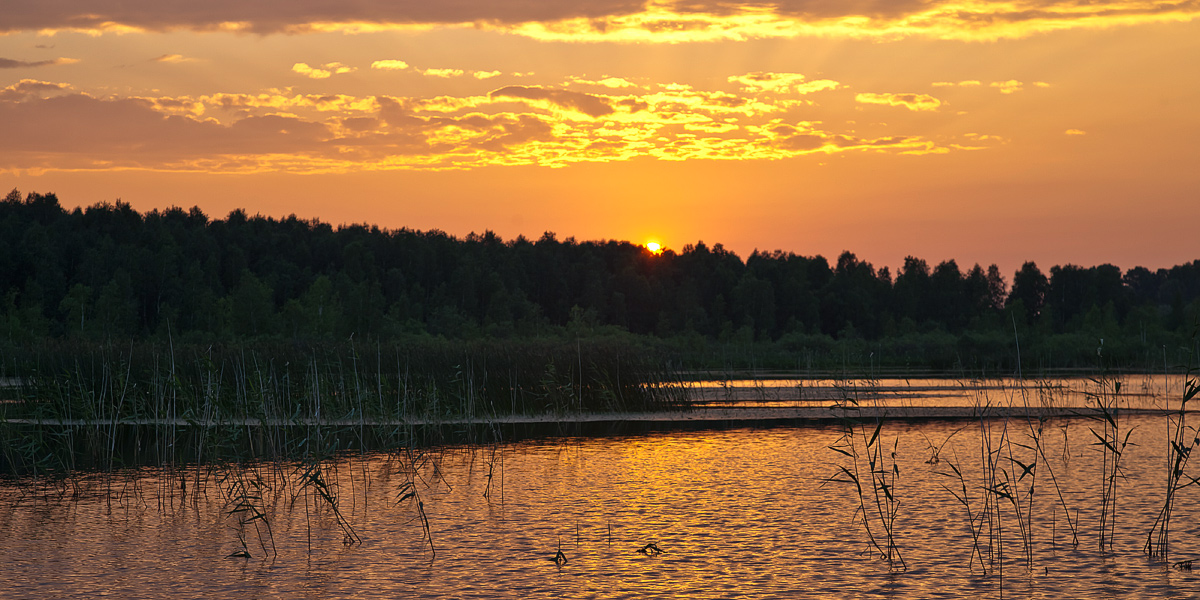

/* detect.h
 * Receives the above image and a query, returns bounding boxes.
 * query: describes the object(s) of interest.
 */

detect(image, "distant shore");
[1,404,1180,428]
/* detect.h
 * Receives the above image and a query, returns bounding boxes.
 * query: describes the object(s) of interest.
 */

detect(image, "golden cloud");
[855,92,942,111]
[371,60,410,71]
[153,54,195,63]
[422,68,466,78]
[0,77,998,174]
[990,80,1024,94]
[569,77,641,89]
[4,1,1197,41]
[292,62,356,79]
[728,72,840,95]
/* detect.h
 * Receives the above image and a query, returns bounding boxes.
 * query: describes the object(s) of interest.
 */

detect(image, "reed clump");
[1145,362,1200,559]
[0,337,688,477]
[825,377,906,571]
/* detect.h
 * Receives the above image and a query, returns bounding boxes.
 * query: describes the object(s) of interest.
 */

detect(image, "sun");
[645,241,663,254]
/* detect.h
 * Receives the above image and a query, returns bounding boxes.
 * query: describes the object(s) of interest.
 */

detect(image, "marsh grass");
[0,337,683,561]
[0,338,687,477]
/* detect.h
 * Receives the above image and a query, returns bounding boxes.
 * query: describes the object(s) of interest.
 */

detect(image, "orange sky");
[2,1,1198,275]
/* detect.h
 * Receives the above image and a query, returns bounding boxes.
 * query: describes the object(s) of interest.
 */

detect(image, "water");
[3,379,1200,598]
[685,375,1184,410]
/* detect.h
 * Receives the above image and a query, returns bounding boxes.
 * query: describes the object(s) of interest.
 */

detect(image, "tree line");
[3,190,1198,369]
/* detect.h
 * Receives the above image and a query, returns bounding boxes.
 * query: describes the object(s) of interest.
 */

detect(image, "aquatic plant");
[1145,362,1200,559]
[220,465,277,559]
[0,338,688,478]
[1087,375,1133,550]
[825,378,906,570]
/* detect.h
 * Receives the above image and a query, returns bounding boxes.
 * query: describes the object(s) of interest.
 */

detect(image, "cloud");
[932,80,982,88]
[293,62,356,79]
[728,72,839,94]
[569,77,640,89]
[489,85,615,117]
[0,79,73,101]
[0,0,648,34]
[990,80,1024,94]
[502,1,1200,42]
[0,93,330,165]
[2,0,1196,41]
[855,92,941,111]
[153,54,194,63]
[371,60,409,71]
[1065,129,1087,135]
[0,76,993,174]
[373,62,500,79]
[0,57,78,69]
[421,68,465,78]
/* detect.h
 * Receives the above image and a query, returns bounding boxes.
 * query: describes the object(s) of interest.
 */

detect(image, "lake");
[2,376,1198,598]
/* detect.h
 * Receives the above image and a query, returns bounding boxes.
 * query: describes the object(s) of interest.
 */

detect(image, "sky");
[2,0,1199,276]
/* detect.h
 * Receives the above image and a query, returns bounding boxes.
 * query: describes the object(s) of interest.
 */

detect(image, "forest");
[3,188,1199,372]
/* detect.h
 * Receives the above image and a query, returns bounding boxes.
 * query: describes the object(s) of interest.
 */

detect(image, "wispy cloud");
[153,54,195,63]
[373,60,503,79]
[0,57,79,69]
[568,76,640,89]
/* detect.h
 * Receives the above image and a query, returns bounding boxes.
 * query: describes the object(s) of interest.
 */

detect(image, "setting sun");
[646,241,663,254]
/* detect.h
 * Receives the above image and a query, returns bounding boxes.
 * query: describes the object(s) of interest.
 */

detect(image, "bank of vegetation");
[3,189,1198,374]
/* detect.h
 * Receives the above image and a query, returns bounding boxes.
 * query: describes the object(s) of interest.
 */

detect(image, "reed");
[1144,361,1200,559]
[1087,374,1132,550]
[0,337,688,477]
[219,465,278,559]
[825,378,906,570]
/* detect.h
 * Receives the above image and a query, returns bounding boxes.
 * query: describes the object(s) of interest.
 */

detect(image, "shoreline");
[1,405,1183,427]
